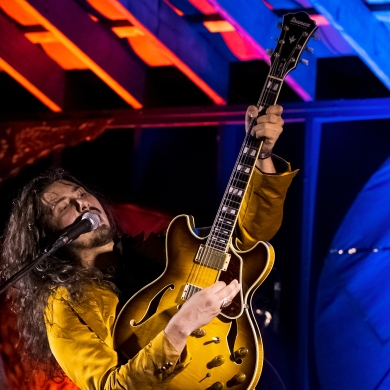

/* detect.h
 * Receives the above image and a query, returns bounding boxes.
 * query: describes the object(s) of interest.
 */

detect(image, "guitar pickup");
[194,245,231,271]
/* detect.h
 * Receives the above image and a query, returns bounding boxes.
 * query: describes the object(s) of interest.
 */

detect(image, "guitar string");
[222,29,312,236]
[195,25,313,300]
[218,24,291,239]
[207,28,286,249]
[185,54,282,300]
[187,23,309,301]
[187,33,284,301]
[205,29,301,302]
[224,28,306,219]
[210,29,311,277]
[202,26,286,262]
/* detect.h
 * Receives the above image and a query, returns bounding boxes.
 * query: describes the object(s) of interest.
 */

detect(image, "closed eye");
[78,188,87,197]
[61,203,69,211]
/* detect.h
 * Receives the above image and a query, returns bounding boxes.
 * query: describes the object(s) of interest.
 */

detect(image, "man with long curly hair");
[0,105,297,389]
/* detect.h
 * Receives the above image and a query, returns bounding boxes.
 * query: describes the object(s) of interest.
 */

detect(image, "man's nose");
[75,198,90,212]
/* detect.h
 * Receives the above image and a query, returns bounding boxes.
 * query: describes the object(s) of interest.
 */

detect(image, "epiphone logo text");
[290,17,311,27]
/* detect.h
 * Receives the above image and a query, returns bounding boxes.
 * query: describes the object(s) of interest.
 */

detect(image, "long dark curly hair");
[0,168,122,380]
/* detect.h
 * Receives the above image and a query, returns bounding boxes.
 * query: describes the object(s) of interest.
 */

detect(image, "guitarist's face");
[41,180,114,263]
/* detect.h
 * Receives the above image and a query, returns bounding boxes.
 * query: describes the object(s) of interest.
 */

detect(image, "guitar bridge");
[194,245,231,271]
[181,283,201,300]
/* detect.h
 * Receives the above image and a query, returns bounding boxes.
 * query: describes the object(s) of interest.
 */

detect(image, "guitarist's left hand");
[245,104,284,174]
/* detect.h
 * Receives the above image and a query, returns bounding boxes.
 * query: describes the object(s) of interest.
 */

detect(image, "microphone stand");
[0,212,99,295]
[0,237,68,295]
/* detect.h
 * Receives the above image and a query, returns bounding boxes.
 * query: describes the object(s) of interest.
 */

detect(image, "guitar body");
[114,214,274,390]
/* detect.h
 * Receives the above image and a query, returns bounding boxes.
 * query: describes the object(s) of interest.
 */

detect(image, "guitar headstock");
[269,12,318,79]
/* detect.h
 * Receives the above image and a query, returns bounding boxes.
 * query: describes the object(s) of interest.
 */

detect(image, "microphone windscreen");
[82,212,100,230]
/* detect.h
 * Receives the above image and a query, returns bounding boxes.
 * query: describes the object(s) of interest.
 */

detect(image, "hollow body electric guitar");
[113,12,317,390]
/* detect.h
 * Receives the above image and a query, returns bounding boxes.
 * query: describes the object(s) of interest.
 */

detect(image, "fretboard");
[205,75,284,254]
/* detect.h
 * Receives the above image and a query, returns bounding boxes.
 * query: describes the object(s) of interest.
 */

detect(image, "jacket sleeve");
[45,287,191,390]
[236,159,298,250]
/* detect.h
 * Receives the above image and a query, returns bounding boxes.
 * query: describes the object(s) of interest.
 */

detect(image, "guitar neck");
[204,11,318,255]
[205,76,284,253]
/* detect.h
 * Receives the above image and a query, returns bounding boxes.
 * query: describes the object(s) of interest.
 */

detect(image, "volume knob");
[234,347,248,362]
[233,373,246,384]
[212,355,225,366]
[207,355,225,369]
[210,382,224,390]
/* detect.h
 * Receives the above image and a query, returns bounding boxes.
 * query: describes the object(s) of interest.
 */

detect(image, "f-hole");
[132,284,174,326]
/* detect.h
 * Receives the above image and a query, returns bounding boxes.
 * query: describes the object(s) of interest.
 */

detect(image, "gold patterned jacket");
[45,162,297,390]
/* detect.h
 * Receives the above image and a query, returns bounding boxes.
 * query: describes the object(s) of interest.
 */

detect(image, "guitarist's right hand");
[164,279,241,353]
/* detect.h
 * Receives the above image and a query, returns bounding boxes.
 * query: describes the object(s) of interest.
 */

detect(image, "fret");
[228,182,246,191]
[235,165,253,173]
[236,163,252,174]
[212,230,232,239]
[216,219,234,230]
[221,206,238,215]
[235,171,250,179]
[229,177,248,186]
[228,186,244,197]
[208,241,226,251]
[265,79,281,92]
[211,226,230,235]
[220,213,236,220]
[213,227,230,235]
[224,196,242,206]
[212,222,230,230]
[234,174,250,183]
[223,203,241,211]
[211,229,230,238]
[217,217,233,225]
[210,240,230,251]
[243,146,258,158]
[209,237,229,247]
[225,196,244,205]
[210,236,229,245]
[208,236,226,244]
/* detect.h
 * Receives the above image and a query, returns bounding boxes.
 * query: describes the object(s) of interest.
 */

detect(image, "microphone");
[51,212,100,249]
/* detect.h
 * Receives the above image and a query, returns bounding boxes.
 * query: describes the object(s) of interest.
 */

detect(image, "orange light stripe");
[203,20,235,33]
[0,58,62,112]
[88,0,226,105]
[163,0,184,16]
[15,0,142,109]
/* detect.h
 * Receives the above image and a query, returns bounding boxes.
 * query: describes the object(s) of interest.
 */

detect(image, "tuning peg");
[312,33,321,40]
[304,46,314,53]
[265,49,273,56]
[299,59,309,65]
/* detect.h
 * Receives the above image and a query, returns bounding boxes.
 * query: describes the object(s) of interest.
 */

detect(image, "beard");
[91,225,114,247]
[69,224,114,250]
[53,224,116,268]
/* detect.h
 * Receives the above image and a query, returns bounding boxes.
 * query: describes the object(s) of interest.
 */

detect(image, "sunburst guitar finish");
[114,215,274,390]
